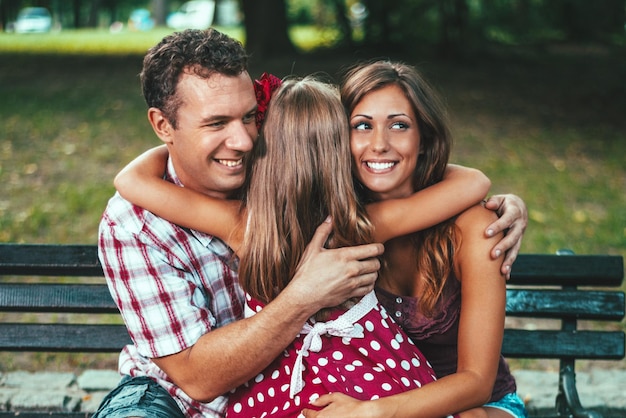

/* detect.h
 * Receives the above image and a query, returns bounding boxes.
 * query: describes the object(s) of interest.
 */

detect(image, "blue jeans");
[91,375,185,418]
[484,392,528,418]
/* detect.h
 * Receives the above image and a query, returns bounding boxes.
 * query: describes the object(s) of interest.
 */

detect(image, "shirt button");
[396,297,403,304]
[395,311,402,318]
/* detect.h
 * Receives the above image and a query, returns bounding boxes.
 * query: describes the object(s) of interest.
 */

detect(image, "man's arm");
[484,194,528,278]
[153,220,383,402]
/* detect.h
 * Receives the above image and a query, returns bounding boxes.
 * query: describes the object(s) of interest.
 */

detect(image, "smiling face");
[349,84,421,201]
[152,70,258,199]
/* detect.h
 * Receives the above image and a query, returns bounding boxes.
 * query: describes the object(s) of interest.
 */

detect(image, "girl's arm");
[367,164,490,243]
[114,145,244,252]
[305,205,506,418]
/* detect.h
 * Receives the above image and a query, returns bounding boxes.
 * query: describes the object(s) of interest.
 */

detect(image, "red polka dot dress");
[227,291,454,417]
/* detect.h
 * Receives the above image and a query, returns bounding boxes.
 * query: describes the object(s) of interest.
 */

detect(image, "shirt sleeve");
[99,207,214,359]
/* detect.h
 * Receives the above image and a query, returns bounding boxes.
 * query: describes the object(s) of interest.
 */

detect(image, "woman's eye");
[352,121,370,130]
[391,122,408,130]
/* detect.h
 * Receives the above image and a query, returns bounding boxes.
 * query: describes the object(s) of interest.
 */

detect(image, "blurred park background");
[1,0,625,372]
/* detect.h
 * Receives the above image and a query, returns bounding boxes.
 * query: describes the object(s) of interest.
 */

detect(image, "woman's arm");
[448,204,507,409]
[114,145,244,252]
[367,164,490,243]
[303,205,506,418]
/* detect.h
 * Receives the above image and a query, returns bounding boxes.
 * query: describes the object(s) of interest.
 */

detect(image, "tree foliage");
[236,0,625,58]
[2,0,624,57]
[347,0,625,55]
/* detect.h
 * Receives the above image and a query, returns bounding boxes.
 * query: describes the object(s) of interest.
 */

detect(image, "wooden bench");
[0,243,624,417]
[503,249,624,417]
[0,244,130,418]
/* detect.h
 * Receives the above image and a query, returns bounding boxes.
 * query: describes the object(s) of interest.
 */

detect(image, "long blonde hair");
[239,77,374,306]
[341,61,459,315]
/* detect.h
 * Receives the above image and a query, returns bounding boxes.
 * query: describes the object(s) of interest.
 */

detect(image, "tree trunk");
[0,0,12,31]
[87,0,102,28]
[241,0,296,59]
[72,0,82,28]
[151,0,168,27]
[103,0,119,25]
[361,0,391,48]
[327,0,354,47]
[438,0,468,58]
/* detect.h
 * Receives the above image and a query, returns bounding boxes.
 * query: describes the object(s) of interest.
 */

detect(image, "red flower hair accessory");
[254,72,282,130]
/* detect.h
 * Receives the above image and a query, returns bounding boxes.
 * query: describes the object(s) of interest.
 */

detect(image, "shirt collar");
[166,157,184,187]
[164,157,217,248]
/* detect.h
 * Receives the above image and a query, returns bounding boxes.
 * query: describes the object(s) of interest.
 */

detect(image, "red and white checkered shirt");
[98,161,245,417]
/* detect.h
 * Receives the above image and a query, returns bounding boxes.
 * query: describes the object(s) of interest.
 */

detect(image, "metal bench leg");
[556,364,602,418]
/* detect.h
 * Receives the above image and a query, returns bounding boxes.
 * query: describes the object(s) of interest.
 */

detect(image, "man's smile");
[216,158,243,167]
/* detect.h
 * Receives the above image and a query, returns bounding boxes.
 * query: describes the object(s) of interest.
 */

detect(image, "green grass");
[0,26,244,54]
[0,30,624,372]
[0,25,329,54]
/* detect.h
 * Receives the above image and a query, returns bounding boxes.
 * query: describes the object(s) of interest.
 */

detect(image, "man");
[95,28,527,417]
[94,28,383,418]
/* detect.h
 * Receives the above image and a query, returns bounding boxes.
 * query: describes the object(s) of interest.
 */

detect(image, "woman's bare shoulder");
[455,203,499,234]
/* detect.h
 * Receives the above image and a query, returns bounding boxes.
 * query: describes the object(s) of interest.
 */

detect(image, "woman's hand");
[484,194,528,279]
[302,393,388,418]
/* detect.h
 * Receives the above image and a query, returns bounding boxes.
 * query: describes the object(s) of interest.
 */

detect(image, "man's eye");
[243,113,256,123]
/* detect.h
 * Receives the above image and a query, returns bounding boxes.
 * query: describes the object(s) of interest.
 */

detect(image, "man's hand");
[154,220,382,402]
[484,194,528,279]
[284,218,384,315]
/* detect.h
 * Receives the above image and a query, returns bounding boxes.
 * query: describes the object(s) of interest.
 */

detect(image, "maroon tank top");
[376,277,517,402]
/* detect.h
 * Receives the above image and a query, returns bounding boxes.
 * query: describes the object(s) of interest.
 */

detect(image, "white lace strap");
[289,290,377,398]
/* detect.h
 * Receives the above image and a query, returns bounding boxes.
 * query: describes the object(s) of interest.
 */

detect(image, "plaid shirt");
[98,160,245,417]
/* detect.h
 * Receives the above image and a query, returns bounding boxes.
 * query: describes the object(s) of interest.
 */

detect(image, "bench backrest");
[0,244,129,352]
[504,253,624,364]
[1,244,624,363]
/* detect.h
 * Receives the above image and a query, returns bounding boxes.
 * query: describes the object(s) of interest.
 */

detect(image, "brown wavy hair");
[238,77,374,310]
[340,60,459,315]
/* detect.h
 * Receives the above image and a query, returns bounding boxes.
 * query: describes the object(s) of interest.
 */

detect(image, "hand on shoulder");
[456,203,502,239]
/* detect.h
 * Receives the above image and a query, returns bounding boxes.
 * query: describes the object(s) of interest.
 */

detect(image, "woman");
[302,61,527,417]
[114,75,491,417]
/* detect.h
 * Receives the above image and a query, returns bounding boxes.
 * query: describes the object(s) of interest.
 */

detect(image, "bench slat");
[2,245,623,287]
[0,283,117,313]
[0,244,101,276]
[0,324,131,352]
[506,289,625,320]
[509,254,624,286]
[502,329,625,359]
[4,283,623,319]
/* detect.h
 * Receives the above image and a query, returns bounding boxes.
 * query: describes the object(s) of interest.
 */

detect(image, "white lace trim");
[289,290,377,398]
